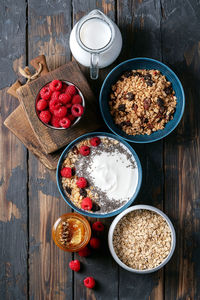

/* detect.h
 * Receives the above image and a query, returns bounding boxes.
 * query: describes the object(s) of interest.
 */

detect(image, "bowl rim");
[108,204,176,273]
[99,57,185,143]
[56,131,142,218]
[35,79,85,130]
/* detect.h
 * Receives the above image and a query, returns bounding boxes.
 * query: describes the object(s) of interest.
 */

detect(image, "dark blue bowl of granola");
[56,132,142,218]
[99,57,185,143]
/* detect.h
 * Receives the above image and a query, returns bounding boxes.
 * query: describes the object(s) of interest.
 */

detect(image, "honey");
[52,213,91,252]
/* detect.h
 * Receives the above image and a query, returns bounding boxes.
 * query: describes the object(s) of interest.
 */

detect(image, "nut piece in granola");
[109,69,177,135]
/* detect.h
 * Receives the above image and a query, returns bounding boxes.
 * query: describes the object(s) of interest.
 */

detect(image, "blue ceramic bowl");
[99,57,185,143]
[56,132,142,218]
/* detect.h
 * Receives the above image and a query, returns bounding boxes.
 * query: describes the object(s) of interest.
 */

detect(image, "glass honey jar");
[52,212,91,252]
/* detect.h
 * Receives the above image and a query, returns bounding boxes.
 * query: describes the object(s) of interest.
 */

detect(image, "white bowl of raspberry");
[35,79,85,129]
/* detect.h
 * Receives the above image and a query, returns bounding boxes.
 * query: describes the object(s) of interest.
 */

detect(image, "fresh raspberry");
[49,79,62,91]
[76,177,87,188]
[66,85,77,96]
[51,115,61,128]
[90,237,100,249]
[92,221,104,232]
[51,91,61,102]
[40,86,52,100]
[49,98,62,113]
[79,145,90,156]
[69,260,80,272]
[90,137,101,147]
[60,167,72,178]
[84,277,95,289]
[39,110,51,124]
[81,197,93,210]
[36,99,48,111]
[72,94,82,105]
[53,106,67,118]
[60,83,68,93]
[71,104,84,117]
[78,246,91,257]
[67,114,76,123]
[59,117,71,128]
[59,93,72,105]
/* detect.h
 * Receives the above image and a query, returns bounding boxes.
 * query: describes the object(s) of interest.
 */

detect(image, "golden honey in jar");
[52,212,91,252]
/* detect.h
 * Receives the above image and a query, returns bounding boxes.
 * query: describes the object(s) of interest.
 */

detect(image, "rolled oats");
[113,209,172,270]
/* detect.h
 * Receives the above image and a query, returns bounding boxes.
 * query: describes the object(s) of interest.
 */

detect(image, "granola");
[109,69,177,135]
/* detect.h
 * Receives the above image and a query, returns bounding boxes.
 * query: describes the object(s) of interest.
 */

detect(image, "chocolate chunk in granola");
[133,71,142,77]
[159,106,165,114]
[118,104,126,112]
[164,85,173,95]
[147,123,154,129]
[65,186,72,195]
[91,201,101,212]
[126,92,135,101]
[124,70,133,78]
[146,80,154,87]
[143,98,151,110]
[71,167,76,176]
[132,104,138,112]
[144,74,152,81]
[119,77,124,82]
[157,97,164,107]
[72,146,79,155]
[120,121,132,127]
[80,188,87,198]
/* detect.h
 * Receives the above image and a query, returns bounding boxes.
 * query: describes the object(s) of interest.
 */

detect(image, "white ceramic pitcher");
[69,9,122,79]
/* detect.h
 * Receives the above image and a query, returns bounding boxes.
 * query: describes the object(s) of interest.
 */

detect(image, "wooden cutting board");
[4,55,102,169]
[16,61,102,154]
[4,105,62,169]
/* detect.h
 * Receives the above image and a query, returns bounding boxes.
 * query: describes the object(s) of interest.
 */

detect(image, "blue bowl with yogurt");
[99,57,185,143]
[56,132,142,218]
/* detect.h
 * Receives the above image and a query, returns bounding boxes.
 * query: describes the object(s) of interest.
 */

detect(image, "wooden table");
[1,1,200,299]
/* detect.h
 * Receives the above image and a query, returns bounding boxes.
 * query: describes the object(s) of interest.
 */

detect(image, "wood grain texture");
[28,0,73,299]
[117,1,164,299]
[4,105,61,170]
[4,56,61,170]
[72,1,118,300]
[161,0,200,299]
[0,0,28,299]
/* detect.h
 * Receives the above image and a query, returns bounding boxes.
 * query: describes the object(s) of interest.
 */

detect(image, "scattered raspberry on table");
[78,246,91,257]
[92,221,104,232]
[84,277,96,289]
[90,237,101,249]
[69,260,81,272]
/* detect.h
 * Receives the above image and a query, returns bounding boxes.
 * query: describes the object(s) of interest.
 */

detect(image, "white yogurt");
[80,18,111,50]
[86,149,138,202]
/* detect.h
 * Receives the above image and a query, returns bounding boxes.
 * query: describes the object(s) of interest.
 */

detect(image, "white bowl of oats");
[108,205,176,273]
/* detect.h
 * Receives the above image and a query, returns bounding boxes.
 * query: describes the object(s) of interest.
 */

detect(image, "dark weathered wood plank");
[72,1,119,300]
[117,1,164,299]
[0,1,28,299]
[161,0,200,299]
[28,1,73,299]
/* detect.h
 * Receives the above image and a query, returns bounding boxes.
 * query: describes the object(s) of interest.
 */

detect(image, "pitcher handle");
[90,53,99,80]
